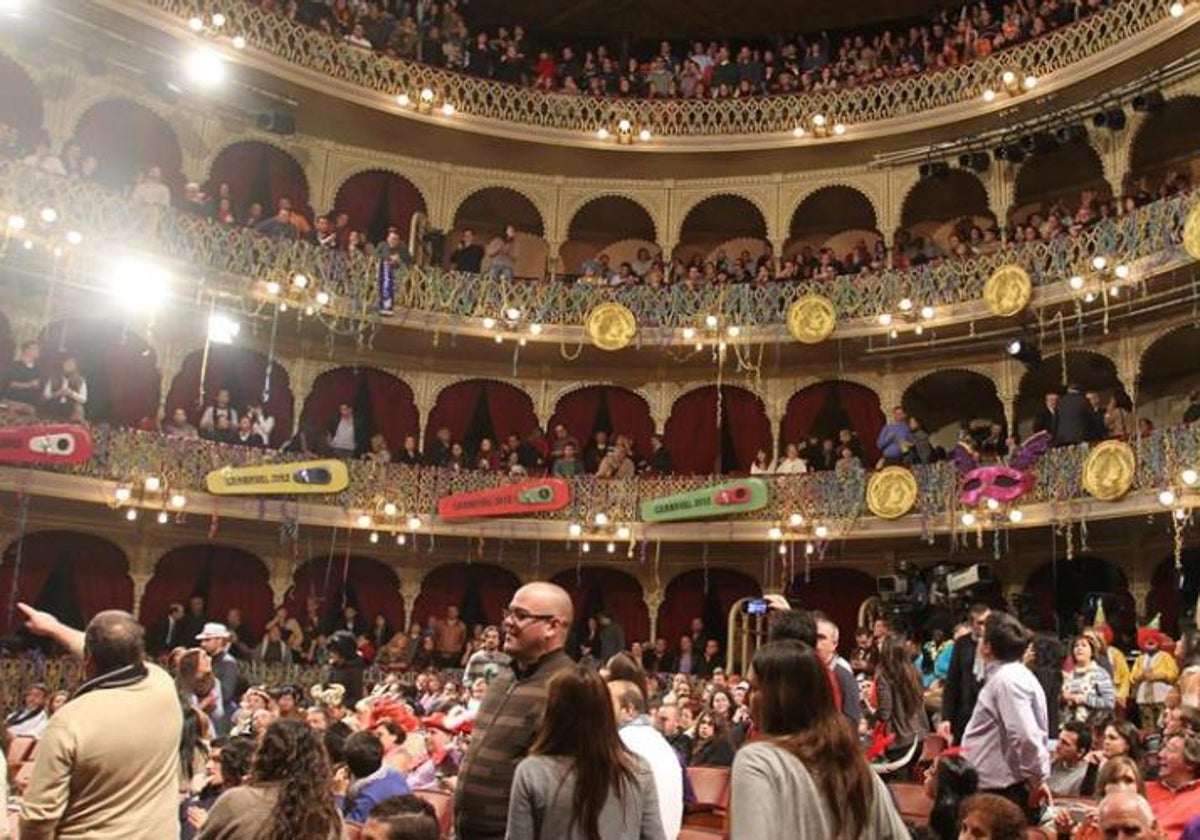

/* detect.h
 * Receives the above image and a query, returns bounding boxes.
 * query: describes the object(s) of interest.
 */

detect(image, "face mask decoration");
[953,429,1051,510]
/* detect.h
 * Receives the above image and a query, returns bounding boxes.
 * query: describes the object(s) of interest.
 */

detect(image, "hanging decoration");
[437,478,572,520]
[585,302,637,351]
[204,459,349,495]
[953,431,1050,526]
[786,295,837,344]
[1081,440,1137,501]
[983,264,1033,317]
[641,478,770,523]
[0,424,93,465]
[865,466,919,519]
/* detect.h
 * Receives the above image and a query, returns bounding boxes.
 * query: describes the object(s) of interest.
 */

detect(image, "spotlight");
[1092,107,1126,131]
[109,256,170,312]
[207,313,240,344]
[1022,131,1058,154]
[994,142,1026,163]
[157,511,170,525]
[1007,339,1023,355]
[1132,91,1165,112]
[919,161,950,180]
[184,46,226,88]
[1006,337,1043,368]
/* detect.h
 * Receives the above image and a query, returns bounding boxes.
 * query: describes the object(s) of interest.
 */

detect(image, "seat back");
[415,789,454,839]
[888,782,934,825]
[686,766,731,810]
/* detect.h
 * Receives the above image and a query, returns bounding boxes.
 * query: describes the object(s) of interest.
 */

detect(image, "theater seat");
[685,766,731,811]
[679,827,728,840]
[414,789,453,839]
[888,782,933,825]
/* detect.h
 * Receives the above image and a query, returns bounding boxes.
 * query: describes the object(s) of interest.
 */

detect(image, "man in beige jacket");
[17,603,182,840]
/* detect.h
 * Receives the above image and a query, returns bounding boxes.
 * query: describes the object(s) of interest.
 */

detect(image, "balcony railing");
[1,163,1194,336]
[146,0,1168,139]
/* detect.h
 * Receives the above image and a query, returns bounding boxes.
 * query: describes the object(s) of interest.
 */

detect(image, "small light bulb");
[211,12,226,27]
[529,323,543,335]
[768,526,783,540]
[1159,489,1177,507]
[726,325,740,338]
[114,486,132,502]
[1092,255,1108,271]
[638,129,651,141]
[596,127,609,139]
[1109,284,1120,298]
[40,207,57,224]
[682,327,696,340]
[812,113,826,127]
[407,515,422,530]
[66,230,83,245]
[581,541,591,553]
[395,533,407,545]
[315,290,331,306]
[779,544,788,555]
[1182,468,1198,486]
[1084,292,1096,303]
[397,93,411,106]
[441,102,456,116]
[1069,275,1085,290]
[805,542,815,555]
[616,525,631,540]
[144,475,161,492]
[293,273,309,289]
[618,118,632,132]
[266,280,281,295]
[833,123,846,135]
[188,15,203,31]
[961,512,977,526]
[606,541,616,554]
[594,512,609,527]
[7,215,26,230]
[1022,74,1037,90]
[170,493,187,509]
[814,524,829,539]
[889,328,898,340]
[568,522,583,538]
[695,343,704,351]
[125,508,139,521]
[383,502,398,517]
[793,126,806,137]
[356,513,372,528]
[505,306,521,321]
[482,316,497,329]
[1001,70,1017,86]
[420,87,434,102]
[232,35,246,49]
[982,88,997,103]
[705,314,719,329]
[21,240,32,250]
[157,511,170,525]
[493,334,503,344]
[920,305,935,319]
[898,297,913,312]
[1009,509,1024,523]
[878,312,893,326]
[1170,1,1185,17]
[788,512,804,527]
[986,497,1000,511]
[1114,264,1130,280]
[1175,507,1188,521]
[369,531,380,544]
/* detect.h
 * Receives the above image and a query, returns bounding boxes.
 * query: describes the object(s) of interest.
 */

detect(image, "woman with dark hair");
[185,736,256,838]
[505,664,664,840]
[195,718,341,840]
[1062,634,1116,727]
[923,753,978,840]
[605,652,649,703]
[957,793,1027,840]
[688,711,735,767]
[729,640,907,838]
[872,633,929,774]
[1025,633,1066,735]
[325,630,365,706]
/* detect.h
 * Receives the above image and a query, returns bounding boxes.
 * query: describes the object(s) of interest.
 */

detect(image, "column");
[769,237,787,273]
[131,572,153,619]
[399,565,424,626]
[643,588,664,642]
[268,555,294,608]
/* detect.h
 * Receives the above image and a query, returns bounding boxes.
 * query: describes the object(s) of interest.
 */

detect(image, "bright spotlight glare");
[185,46,226,88]
[110,256,170,312]
[207,313,241,344]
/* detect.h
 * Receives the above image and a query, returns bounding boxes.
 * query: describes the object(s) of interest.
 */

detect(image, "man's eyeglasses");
[502,606,557,624]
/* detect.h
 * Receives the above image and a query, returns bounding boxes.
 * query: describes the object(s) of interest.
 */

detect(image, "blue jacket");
[876,420,914,461]
[343,767,411,824]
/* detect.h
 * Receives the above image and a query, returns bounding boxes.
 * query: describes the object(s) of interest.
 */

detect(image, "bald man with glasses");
[454,582,575,840]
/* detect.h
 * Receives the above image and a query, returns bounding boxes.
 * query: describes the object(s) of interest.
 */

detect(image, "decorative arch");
[38,318,160,427]
[140,545,272,637]
[333,168,428,244]
[1150,550,1200,636]
[284,555,405,631]
[206,140,312,223]
[299,367,419,457]
[1138,324,1200,416]
[900,169,992,228]
[0,531,130,632]
[550,566,649,648]
[657,568,761,648]
[787,567,877,653]
[780,380,885,464]
[425,378,538,457]
[788,185,879,249]
[1014,350,1122,430]
[1026,556,1134,638]
[902,369,1004,446]
[664,385,771,474]
[164,346,294,447]
[1127,96,1200,191]
[412,563,521,629]
[0,51,43,141]
[549,385,656,459]
[1012,140,1110,221]
[675,193,768,259]
[452,186,546,238]
[565,194,658,246]
[71,98,185,197]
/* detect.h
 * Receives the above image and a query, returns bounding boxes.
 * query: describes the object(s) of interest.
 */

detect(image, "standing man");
[435,604,468,668]
[454,582,574,840]
[816,616,863,729]
[147,602,184,656]
[17,603,182,839]
[876,406,916,466]
[610,680,683,839]
[197,622,241,736]
[595,611,626,663]
[177,595,209,650]
[464,625,513,685]
[3,340,42,411]
[961,612,1050,820]
[939,603,991,746]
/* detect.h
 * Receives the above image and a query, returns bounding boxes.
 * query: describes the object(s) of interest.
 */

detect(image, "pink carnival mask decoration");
[953,430,1051,508]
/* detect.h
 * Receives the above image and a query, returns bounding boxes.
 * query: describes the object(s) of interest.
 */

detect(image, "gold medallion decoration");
[983,264,1033,317]
[585,302,637,351]
[1082,439,1136,502]
[786,295,837,344]
[1184,204,1200,261]
[866,466,919,519]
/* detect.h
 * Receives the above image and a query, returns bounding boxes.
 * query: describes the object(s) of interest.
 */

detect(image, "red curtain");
[333,170,427,243]
[164,346,294,447]
[39,319,161,428]
[206,141,312,222]
[787,567,877,654]
[607,388,657,458]
[1,532,130,630]
[664,386,769,475]
[412,563,521,629]
[780,383,833,450]
[722,387,771,472]
[838,382,885,464]
[656,569,761,646]
[0,55,42,142]
[425,379,538,453]
[283,555,404,631]
[548,388,604,446]
[483,380,539,442]
[551,567,649,644]
[72,99,185,198]
[299,367,419,453]
[139,545,272,637]
[552,387,656,457]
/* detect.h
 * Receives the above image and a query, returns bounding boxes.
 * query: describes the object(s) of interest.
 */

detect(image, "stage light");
[169,493,187,509]
[1055,124,1088,145]
[39,207,57,224]
[157,511,170,525]
[356,513,372,528]
[126,508,139,522]
[1007,339,1023,356]
[207,313,240,344]
[959,152,990,173]
[568,522,582,538]
[1132,91,1165,112]
[185,46,226,88]
[407,515,422,530]
[1159,489,1177,507]
[919,161,949,180]
[1092,107,1126,131]
[66,230,83,245]
[1182,468,1198,486]
[144,475,161,492]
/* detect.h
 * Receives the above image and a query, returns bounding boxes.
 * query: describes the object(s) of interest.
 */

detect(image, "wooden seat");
[414,789,453,840]
[685,766,730,812]
[888,782,933,826]
[7,734,35,765]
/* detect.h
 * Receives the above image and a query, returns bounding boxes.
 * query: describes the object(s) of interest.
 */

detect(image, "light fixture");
[114,486,132,503]
[1069,275,1085,290]
[726,325,741,338]
[157,511,170,525]
[211,12,225,27]
[832,123,846,136]
[986,498,1000,511]
[792,126,806,138]
[397,93,411,107]
[898,297,913,312]
[110,256,170,312]
[232,35,246,49]
[568,522,582,538]
[144,475,161,492]
[594,511,609,527]
[682,327,696,340]
[529,323,543,335]
[805,542,815,555]
[767,526,783,540]
[125,508,139,522]
[188,15,203,30]
[493,334,503,344]
[596,127,609,139]
[504,306,521,321]
[1159,489,1177,507]
[1022,75,1037,91]
[1114,264,1130,280]
[1009,509,1024,523]
[185,46,226,88]
[961,511,977,526]
[1175,508,1189,521]
[788,512,804,527]
[581,541,591,553]
[812,113,827,127]
[356,513,372,528]
[266,280,281,296]
[441,102,456,116]
[878,313,893,326]
[169,493,187,509]
[292,273,309,289]
[407,515,422,530]
[1084,292,1096,303]
[1182,468,1198,486]
[315,290,331,306]
[395,534,407,545]
[1170,1,1185,16]
[1007,338,1023,356]
[420,87,434,102]
[779,544,788,555]
[982,88,997,103]
[66,230,83,245]
[368,531,380,544]
[704,314,719,329]
[383,501,398,517]
[638,128,651,142]
[1092,255,1108,271]
[616,525,631,540]
[814,524,829,539]
[7,214,26,230]
[39,207,57,224]
[207,313,240,345]
[606,541,616,554]
[482,316,497,329]
[919,305,935,320]
[617,118,632,132]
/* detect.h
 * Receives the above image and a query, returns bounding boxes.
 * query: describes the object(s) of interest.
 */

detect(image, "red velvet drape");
[0,531,130,630]
[299,367,419,453]
[780,381,884,463]
[38,319,161,428]
[164,346,294,447]
[606,388,657,458]
[206,141,312,222]
[787,567,877,654]
[72,99,185,198]
[780,383,833,449]
[551,386,656,457]
[551,567,649,644]
[0,55,43,143]
[424,379,538,452]
[656,569,761,646]
[549,388,603,445]
[484,380,540,441]
[664,386,770,474]
[333,170,427,243]
[411,563,521,629]
[839,382,885,464]
[140,545,272,637]
[283,555,404,631]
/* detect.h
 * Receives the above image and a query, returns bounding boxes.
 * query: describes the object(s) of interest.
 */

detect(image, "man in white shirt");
[609,679,682,839]
[328,402,358,457]
[131,165,171,207]
[5,683,49,738]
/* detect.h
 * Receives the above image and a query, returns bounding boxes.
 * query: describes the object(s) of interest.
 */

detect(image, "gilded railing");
[1,163,1195,334]
[147,0,1168,137]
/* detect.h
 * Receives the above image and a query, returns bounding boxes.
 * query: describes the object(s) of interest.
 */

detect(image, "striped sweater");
[453,648,574,839]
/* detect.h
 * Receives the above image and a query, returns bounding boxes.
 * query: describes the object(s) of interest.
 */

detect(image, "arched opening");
[0,531,130,634]
[1015,351,1123,433]
[1127,97,1200,195]
[902,370,1005,454]
[207,140,312,224]
[1026,556,1134,640]
[561,195,658,275]
[899,169,995,259]
[1138,325,1200,430]
[425,379,538,460]
[657,568,760,649]
[0,53,43,143]
[164,346,294,447]
[664,385,771,475]
[675,194,768,270]
[1149,550,1200,635]
[452,187,547,278]
[284,555,405,632]
[72,99,185,198]
[786,186,880,271]
[1012,139,1110,224]
[549,386,656,462]
[38,318,160,427]
[412,563,521,630]
[333,169,427,245]
[140,545,272,640]
[550,566,648,654]
[780,381,885,465]
[299,367,419,458]
[786,567,877,653]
